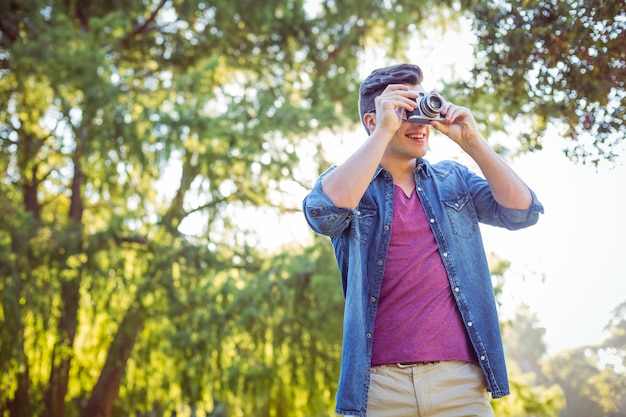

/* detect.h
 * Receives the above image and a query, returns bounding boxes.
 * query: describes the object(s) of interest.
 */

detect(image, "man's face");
[384,83,431,162]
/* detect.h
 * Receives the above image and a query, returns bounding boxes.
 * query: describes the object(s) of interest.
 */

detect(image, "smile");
[407,133,426,140]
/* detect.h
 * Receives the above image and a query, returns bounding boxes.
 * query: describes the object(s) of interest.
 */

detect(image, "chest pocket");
[443,194,477,239]
[355,205,377,246]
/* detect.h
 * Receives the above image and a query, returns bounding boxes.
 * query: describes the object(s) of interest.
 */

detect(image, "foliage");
[458,0,626,165]
[485,255,565,416]
[539,301,626,417]
[503,304,547,376]
[491,361,565,417]
[542,348,607,417]
[501,297,626,417]
[601,300,626,367]
[486,251,511,306]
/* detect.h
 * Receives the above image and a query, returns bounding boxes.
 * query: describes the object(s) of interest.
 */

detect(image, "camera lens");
[420,94,444,118]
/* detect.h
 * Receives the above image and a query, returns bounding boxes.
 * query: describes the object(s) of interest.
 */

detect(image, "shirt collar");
[372,158,433,181]
[416,158,433,178]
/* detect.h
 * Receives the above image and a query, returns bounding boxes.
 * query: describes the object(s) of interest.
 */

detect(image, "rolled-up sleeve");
[302,172,355,237]
[462,163,545,231]
[494,189,544,230]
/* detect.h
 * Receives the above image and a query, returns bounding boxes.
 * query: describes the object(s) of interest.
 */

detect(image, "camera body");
[406,92,445,124]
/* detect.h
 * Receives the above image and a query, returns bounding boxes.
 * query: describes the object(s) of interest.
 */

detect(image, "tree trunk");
[7,353,32,417]
[41,278,80,417]
[41,122,86,417]
[80,302,145,417]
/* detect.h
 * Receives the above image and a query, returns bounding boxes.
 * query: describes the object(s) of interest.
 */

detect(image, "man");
[302,63,544,416]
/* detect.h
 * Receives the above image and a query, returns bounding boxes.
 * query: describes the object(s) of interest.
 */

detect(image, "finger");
[430,120,448,134]
[443,105,467,124]
[382,84,410,93]
[376,96,418,114]
[438,101,452,116]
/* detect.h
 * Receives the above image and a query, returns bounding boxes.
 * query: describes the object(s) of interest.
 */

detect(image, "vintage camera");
[406,92,445,124]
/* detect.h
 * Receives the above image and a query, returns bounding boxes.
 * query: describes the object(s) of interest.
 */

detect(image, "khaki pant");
[365,361,495,417]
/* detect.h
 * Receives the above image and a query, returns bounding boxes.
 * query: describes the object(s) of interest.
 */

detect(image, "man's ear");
[363,112,376,133]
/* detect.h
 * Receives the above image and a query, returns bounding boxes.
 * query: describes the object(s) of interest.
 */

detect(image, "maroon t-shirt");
[371,185,476,366]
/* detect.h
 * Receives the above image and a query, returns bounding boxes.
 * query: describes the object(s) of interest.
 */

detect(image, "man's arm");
[321,85,418,208]
[321,129,390,209]
[431,104,532,210]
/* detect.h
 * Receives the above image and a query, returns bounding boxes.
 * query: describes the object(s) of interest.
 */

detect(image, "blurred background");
[0,1,624,416]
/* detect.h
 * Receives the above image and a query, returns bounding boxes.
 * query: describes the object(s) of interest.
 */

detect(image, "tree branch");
[120,0,168,47]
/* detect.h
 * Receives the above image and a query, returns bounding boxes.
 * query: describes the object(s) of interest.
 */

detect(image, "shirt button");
[384,225,389,230]
[370,297,376,302]
[454,287,460,292]
[467,321,473,327]
[356,210,361,215]
[480,355,486,361]
[442,252,448,257]
[386,194,391,199]
[367,333,372,339]
[417,187,422,192]
[377,259,383,265]
[430,218,435,223]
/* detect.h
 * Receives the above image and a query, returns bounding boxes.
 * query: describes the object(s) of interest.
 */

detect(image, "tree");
[542,348,607,417]
[503,303,547,376]
[541,302,626,417]
[0,1,457,416]
[488,259,564,417]
[458,0,625,165]
[591,300,626,416]
[491,361,565,417]
[601,300,626,368]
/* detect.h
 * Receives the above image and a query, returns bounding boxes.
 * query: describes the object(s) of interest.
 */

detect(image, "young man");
[302,63,544,416]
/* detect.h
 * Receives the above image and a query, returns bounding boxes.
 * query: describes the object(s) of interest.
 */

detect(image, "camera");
[406,92,445,124]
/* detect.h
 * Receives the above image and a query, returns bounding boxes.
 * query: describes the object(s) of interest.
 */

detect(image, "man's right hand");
[370,84,419,135]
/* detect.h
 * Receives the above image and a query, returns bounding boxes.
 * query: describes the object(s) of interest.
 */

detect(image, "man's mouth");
[407,133,426,140]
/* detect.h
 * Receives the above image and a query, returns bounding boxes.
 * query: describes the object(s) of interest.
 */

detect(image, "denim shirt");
[302,158,544,417]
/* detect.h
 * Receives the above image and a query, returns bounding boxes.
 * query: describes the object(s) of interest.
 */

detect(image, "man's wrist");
[371,125,398,142]
[459,133,487,155]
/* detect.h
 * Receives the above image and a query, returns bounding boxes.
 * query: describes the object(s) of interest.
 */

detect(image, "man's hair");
[359,63,424,134]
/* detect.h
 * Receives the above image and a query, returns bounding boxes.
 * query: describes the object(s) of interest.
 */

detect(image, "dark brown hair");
[359,63,424,133]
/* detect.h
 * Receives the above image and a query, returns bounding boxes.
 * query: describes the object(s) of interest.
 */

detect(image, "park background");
[1,1,624,417]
